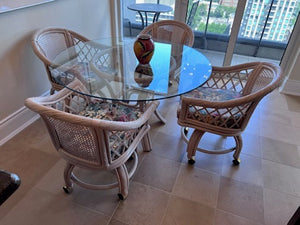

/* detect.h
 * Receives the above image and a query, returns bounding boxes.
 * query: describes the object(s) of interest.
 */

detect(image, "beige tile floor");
[0,90,300,225]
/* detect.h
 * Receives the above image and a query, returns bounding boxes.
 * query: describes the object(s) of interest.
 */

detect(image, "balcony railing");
[123,0,299,61]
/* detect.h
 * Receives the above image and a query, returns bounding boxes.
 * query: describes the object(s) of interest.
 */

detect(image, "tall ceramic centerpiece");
[133,34,154,64]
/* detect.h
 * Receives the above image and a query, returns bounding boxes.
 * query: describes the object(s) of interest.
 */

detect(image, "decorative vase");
[133,34,155,64]
[134,64,153,87]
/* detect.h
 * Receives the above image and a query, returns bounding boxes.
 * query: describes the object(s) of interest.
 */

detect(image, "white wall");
[280,47,300,96]
[0,0,111,120]
[280,15,300,96]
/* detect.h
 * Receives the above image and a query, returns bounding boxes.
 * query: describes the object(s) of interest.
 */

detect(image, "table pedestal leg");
[154,109,166,124]
[144,12,148,27]
[153,12,161,22]
[137,11,145,28]
[138,102,166,124]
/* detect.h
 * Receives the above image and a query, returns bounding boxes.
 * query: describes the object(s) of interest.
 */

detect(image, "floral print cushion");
[79,101,142,160]
[185,87,242,101]
[51,62,89,85]
[183,87,244,128]
[79,101,141,122]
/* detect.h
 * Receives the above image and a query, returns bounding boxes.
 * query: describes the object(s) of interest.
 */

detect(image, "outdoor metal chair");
[187,0,200,27]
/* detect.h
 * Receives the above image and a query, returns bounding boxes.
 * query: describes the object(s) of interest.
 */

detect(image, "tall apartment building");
[240,0,299,42]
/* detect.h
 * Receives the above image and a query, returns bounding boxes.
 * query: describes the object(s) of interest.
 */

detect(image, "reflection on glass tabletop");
[52,38,212,102]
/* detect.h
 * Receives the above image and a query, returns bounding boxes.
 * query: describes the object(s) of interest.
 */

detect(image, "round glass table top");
[127,3,173,13]
[53,38,212,102]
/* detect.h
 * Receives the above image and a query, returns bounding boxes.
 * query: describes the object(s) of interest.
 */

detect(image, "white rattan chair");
[139,19,194,47]
[31,27,90,94]
[177,62,283,165]
[25,79,159,200]
[139,20,194,123]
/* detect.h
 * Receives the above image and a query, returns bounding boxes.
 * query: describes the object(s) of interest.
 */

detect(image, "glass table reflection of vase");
[134,64,153,87]
[133,34,154,64]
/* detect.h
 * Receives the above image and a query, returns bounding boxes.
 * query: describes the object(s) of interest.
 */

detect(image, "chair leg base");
[232,158,241,166]
[63,185,73,194]
[183,127,189,136]
[181,127,243,165]
[118,193,126,200]
[188,156,195,165]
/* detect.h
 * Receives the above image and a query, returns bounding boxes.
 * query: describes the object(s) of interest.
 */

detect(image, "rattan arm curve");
[205,62,280,89]
[209,61,261,73]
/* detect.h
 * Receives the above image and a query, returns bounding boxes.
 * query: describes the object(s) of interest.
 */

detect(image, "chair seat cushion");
[79,101,143,160]
[181,87,244,128]
[79,101,142,122]
[52,62,91,85]
[185,87,242,101]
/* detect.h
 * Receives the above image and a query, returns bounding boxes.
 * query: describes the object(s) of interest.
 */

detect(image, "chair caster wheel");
[63,186,73,194]
[184,127,189,136]
[118,193,125,200]
[232,158,240,166]
[188,158,195,165]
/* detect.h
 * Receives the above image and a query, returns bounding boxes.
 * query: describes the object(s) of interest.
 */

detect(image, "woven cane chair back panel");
[46,116,100,164]
[37,32,69,62]
[38,90,102,164]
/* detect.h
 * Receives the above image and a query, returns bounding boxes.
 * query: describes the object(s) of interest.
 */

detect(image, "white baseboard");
[280,79,300,96]
[0,91,49,146]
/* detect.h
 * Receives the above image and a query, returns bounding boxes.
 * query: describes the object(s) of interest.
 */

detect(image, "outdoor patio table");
[127,3,173,28]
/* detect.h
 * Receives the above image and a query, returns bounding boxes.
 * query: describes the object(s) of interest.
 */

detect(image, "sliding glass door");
[188,0,300,66]
[231,0,300,65]
[121,0,300,66]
